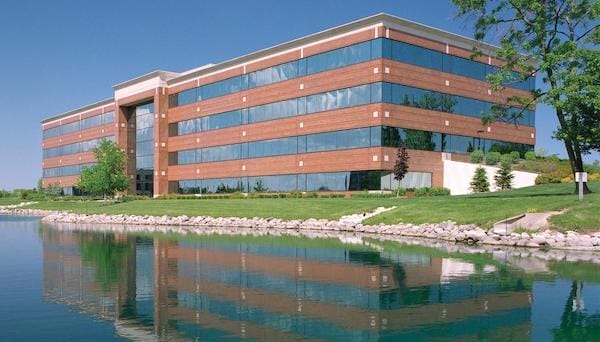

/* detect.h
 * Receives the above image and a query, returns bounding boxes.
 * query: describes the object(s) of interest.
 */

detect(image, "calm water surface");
[1,215,599,341]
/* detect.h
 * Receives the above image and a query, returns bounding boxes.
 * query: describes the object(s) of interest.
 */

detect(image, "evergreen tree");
[393,143,410,182]
[495,160,514,190]
[470,166,490,192]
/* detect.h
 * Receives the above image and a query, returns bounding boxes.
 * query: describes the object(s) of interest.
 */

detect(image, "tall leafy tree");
[77,140,129,199]
[453,0,600,193]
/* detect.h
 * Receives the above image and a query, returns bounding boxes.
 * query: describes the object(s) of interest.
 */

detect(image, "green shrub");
[535,174,562,184]
[429,187,451,196]
[509,151,521,163]
[288,189,303,198]
[470,149,485,163]
[319,193,344,198]
[351,191,394,199]
[485,152,502,165]
[230,191,245,199]
[413,187,451,197]
[305,192,319,198]
[548,155,560,162]
[396,187,406,196]
[500,154,514,165]
[415,188,430,197]
[524,151,537,161]
[19,190,46,201]
[119,195,136,202]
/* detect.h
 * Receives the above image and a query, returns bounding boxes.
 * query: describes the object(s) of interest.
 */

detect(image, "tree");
[495,160,514,190]
[471,166,490,192]
[253,179,269,192]
[77,140,129,199]
[393,143,410,182]
[453,0,600,193]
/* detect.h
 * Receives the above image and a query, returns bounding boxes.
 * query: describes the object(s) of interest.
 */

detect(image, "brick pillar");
[153,87,169,197]
[115,103,136,194]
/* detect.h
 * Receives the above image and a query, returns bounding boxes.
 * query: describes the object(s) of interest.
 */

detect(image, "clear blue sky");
[0,0,597,190]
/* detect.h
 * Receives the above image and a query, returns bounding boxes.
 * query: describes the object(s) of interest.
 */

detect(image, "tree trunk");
[547,69,592,194]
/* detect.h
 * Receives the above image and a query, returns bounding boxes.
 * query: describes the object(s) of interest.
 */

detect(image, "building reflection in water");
[40,226,535,340]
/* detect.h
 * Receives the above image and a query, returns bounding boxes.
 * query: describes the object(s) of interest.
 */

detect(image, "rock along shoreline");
[2,206,599,252]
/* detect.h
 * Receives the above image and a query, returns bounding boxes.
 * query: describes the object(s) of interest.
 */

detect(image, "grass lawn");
[0,198,26,206]
[26,197,398,221]
[365,181,600,230]
[22,181,600,230]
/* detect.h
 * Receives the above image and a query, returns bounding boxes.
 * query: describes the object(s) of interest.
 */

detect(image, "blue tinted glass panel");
[202,110,242,131]
[102,111,115,124]
[201,144,241,162]
[336,128,370,150]
[306,172,348,191]
[201,77,242,100]
[178,119,196,135]
[248,137,297,158]
[248,99,297,123]
[81,115,102,130]
[306,41,371,74]
[248,174,298,192]
[445,55,486,80]
[136,127,154,142]
[177,150,196,165]
[136,141,154,157]
[178,88,197,107]
[306,131,337,152]
[136,113,154,129]
[136,156,154,170]
[61,121,80,135]
[390,40,443,71]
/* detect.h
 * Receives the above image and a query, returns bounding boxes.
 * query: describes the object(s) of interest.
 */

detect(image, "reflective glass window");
[177,150,196,165]
[136,113,153,130]
[61,121,80,135]
[306,41,371,74]
[136,141,154,157]
[201,144,241,163]
[200,177,245,193]
[335,128,371,150]
[202,110,242,131]
[444,55,486,80]
[248,174,298,192]
[306,131,337,152]
[248,136,297,158]
[178,119,197,135]
[179,180,200,194]
[136,127,154,142]
[102,111,115,124]
[390,40,443,71]
[248,60,299,88]
[306,172,348,191]
[136,155,154,170]
[201,77,242,101]
[248,99,297,123]
[81,115,102,130]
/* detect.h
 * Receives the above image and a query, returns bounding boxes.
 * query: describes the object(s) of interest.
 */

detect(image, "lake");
[0,215,599,341]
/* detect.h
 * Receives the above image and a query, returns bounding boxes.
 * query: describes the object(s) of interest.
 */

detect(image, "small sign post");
[575,172,588,201]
